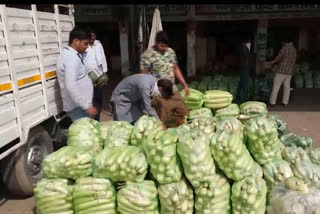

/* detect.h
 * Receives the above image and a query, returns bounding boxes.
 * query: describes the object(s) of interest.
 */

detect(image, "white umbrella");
[148,7,163,49]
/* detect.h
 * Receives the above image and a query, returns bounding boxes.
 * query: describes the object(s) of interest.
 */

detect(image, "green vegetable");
[195,174,231,214]
[143,129,182,184]
[100,121,133,147]
[203,90,233,110]
[93,146,148,183]
[308,146,320,165]
[263,159,293,192]
[73,177,116,214]
[215,103,240,120]
[239,101,268,121]
[181,89,204,110]
[231,176,267,214]
[291,160,320,188]
[117,180,159,214]
[188,108,213,120]
[130,115,164,148]
[188,117,216,139]
[268,114,288,136]
[34,179,73,214]
[280,131,313,148]
[245,116,282,165]
[211,118,261,181]
[267,177,320,214]
[43,146,94,180]
[176,127,216,188]
[158,177,194,214]
[281,145,310,164]
[67,118,103,152]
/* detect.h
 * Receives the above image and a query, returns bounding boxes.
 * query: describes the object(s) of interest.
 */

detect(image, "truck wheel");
[2,126,53,197]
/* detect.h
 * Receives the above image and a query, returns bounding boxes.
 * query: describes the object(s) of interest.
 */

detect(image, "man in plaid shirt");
[269,38,297,106]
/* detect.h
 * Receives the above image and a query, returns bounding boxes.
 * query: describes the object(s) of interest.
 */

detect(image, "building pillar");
[298,28,308,51]
[119,20,130,76]
[187,21,197,78]
[256,19,268,75]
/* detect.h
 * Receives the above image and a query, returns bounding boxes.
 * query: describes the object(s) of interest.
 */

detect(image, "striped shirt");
[276,43,297,75]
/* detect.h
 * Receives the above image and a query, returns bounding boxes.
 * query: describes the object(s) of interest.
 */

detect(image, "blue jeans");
[68,107,90,122]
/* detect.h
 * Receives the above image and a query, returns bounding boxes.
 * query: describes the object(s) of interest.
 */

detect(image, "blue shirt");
[56,46,93,112]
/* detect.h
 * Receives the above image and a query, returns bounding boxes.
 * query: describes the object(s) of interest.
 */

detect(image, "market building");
[75,4,320,88]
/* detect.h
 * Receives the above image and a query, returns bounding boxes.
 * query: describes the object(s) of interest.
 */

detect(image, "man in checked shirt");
[269,38,297,107]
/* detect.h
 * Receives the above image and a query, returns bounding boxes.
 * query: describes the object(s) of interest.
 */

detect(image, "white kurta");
[84,40,108,76]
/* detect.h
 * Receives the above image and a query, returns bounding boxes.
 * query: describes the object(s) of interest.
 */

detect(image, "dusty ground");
[1,87,319,214]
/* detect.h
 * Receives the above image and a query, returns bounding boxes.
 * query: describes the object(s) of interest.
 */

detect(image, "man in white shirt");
[84,29,109,120]
[56,27,98,121]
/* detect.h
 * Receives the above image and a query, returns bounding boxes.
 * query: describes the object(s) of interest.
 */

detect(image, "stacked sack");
[73,177,116,214]
[143,129,182,184]
[93,145,148,182]
[67,117,103,152]
[180,88,204,110]
[34,179,73,214]
[100,121,133,147]
[215,103,240,120]
[203,90,233,109]
[188,107,213,120]
[231,176,267,214]
[158,178,194,214]
[117,180,159,214]
[244,116,283,165]
[34,104,320,214]
[130,115,164,148]
[211,118,262,181]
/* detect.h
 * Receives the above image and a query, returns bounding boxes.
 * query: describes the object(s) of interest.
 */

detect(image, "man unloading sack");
[110,74,187,126]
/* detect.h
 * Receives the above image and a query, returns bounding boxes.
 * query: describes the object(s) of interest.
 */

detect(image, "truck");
[0,4,74,196]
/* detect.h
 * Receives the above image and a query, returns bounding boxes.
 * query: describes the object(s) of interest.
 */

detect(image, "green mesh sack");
[43,146,94,180]
[143,129,182,184]
[267,177,320,214]
[313,71,320,88]
[73,177,116,214]
[67,117,103,152]
[194,173,231,214]
[307,146,320,165]
[211,118,262,181]
[245,116,282,165]
[176,127,216,188]
[158,177,194,214]
[291,160,320,188]
[181,88,204,110]
[188,108,213,121]
[281,145,310,165]
[100,121,133,148]
[280,131,313,148]
[215,103,240,120]
[295,74,304,88]
[239,101,268,121]
[117,180,159,214]
[34,178,73,214]
[93,146,148,183]
[130,115,164,148]
[263,159,293,193]
[231,176,267,214]
[268,114,288,136]
[304,72,313,88]
[187,117,216,139]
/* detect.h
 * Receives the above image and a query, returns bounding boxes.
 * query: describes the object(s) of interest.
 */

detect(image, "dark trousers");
[236,70,250,103]
[93,87,103,121]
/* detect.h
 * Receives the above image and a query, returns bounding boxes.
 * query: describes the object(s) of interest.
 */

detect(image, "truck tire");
[2,126,53,197]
